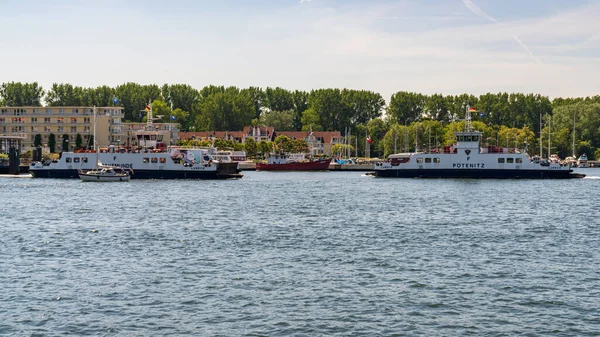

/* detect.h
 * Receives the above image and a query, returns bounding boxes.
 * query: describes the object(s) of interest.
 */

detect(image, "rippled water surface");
[1,170,599,336]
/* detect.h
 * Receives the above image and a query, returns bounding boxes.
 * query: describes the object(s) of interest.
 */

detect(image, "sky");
[1,0,599,102]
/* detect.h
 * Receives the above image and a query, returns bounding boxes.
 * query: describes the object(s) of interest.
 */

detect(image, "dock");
[238,161,374,171]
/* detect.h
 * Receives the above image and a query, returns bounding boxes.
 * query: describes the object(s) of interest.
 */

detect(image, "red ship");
[256,153,332,171]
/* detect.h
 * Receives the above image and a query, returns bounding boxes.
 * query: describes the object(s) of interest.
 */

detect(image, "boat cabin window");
[516,158,522,163]
[143,158,149,163]
[160,158,166,163]
[74,158,80,163]
[151,158,158,163]
[472,136,479,142]
[464,136,471,141]
[507,158,514,164]
[425,158,432,163]
[65,157,72,163]
[416,158,423,163]
[457,136,464,141]
[498,158,505,163]
[434,158,440,163]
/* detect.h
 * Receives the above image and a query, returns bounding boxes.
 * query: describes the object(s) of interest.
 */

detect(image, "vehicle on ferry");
[373,107,584,179]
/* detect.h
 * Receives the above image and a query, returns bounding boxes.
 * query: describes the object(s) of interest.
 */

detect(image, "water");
[1,170,599,336]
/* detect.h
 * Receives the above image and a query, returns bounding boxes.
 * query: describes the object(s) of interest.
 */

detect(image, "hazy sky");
[1,0,598,102]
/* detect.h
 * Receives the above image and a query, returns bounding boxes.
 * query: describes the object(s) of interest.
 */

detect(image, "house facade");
[179,126,343,155]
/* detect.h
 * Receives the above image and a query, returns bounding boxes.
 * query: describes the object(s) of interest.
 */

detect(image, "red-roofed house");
[179,126,343,155]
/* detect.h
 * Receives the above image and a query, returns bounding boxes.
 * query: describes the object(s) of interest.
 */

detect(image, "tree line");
[1,81,599,159]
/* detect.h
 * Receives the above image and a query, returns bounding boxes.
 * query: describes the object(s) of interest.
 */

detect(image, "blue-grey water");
[1,170,599,336]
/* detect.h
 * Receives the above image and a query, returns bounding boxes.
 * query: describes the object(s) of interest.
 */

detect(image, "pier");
[238,161,374,171]
[0,135,26,175]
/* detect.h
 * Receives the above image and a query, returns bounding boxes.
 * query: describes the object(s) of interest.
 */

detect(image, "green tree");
[291,90,309,130]
[75,133,83,150]
[260,110,295,130]
[274,135,294,153]
[244,138,258,159]
[115,83,161,121]
[48,133,56,153]
[45,83,87,106]
[61,134,70,152]
[300,108,323,131]
[34,134,42,148]
[387,91,425,124]
[258,140,272,157]
[0,82,45,106]
[265,87,294,112]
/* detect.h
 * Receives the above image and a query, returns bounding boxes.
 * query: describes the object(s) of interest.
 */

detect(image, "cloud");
[462,0,542,64]
[299,0,313,3]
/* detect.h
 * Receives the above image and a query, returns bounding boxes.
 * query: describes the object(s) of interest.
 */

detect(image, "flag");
[469,107,477,112]
[145,105,151,111]
[479,112,486,117]
[367,136,372,144]
[112,96,119,104]
[170,115,176,121]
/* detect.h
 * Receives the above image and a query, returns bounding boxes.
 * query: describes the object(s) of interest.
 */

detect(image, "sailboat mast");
[572,113,576,157]
[539,113,543,158]
[93,106,98,169]
[548,115,551,158]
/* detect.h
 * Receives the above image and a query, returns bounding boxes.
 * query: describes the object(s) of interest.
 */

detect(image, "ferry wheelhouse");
[374,108,584,179]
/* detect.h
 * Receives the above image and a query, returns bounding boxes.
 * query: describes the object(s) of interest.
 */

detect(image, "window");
[416,158,423,163]
[70,126,77,133]
[507,158,514,163]
[425,158,432,163]
[70,118,77,124]
[74,158,80,163]
[472,136,479,142]
[143,158,149,163]
[160,158,167,163]
[66,158,72,163]
[151,158,158,163]
[57,118,63,124]
[498,158,505,163]
[57,126,64,132]
[44,117,51,124]
[457,136,464,141]
[434,158,440,163]
[31,117,37,123]
[516,158,522,163]
[82,157,88,163]
[464,136,472,141]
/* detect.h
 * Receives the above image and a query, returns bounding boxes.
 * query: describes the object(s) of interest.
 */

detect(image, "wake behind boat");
[374,107,585,179]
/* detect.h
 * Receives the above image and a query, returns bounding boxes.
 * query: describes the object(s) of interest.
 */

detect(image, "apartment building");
[0,106,181,152]
[0,106,124,151]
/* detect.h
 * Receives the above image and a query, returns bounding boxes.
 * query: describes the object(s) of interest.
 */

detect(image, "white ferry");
[29,105,242,180]
[374,108,584,179]
[29,146,242,179]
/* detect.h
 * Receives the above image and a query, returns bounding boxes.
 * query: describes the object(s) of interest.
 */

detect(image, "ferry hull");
[374,168,581,179]
[30,168,242,180]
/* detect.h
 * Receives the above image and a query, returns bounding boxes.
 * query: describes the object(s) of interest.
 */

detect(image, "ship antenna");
[465,105,473,132]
